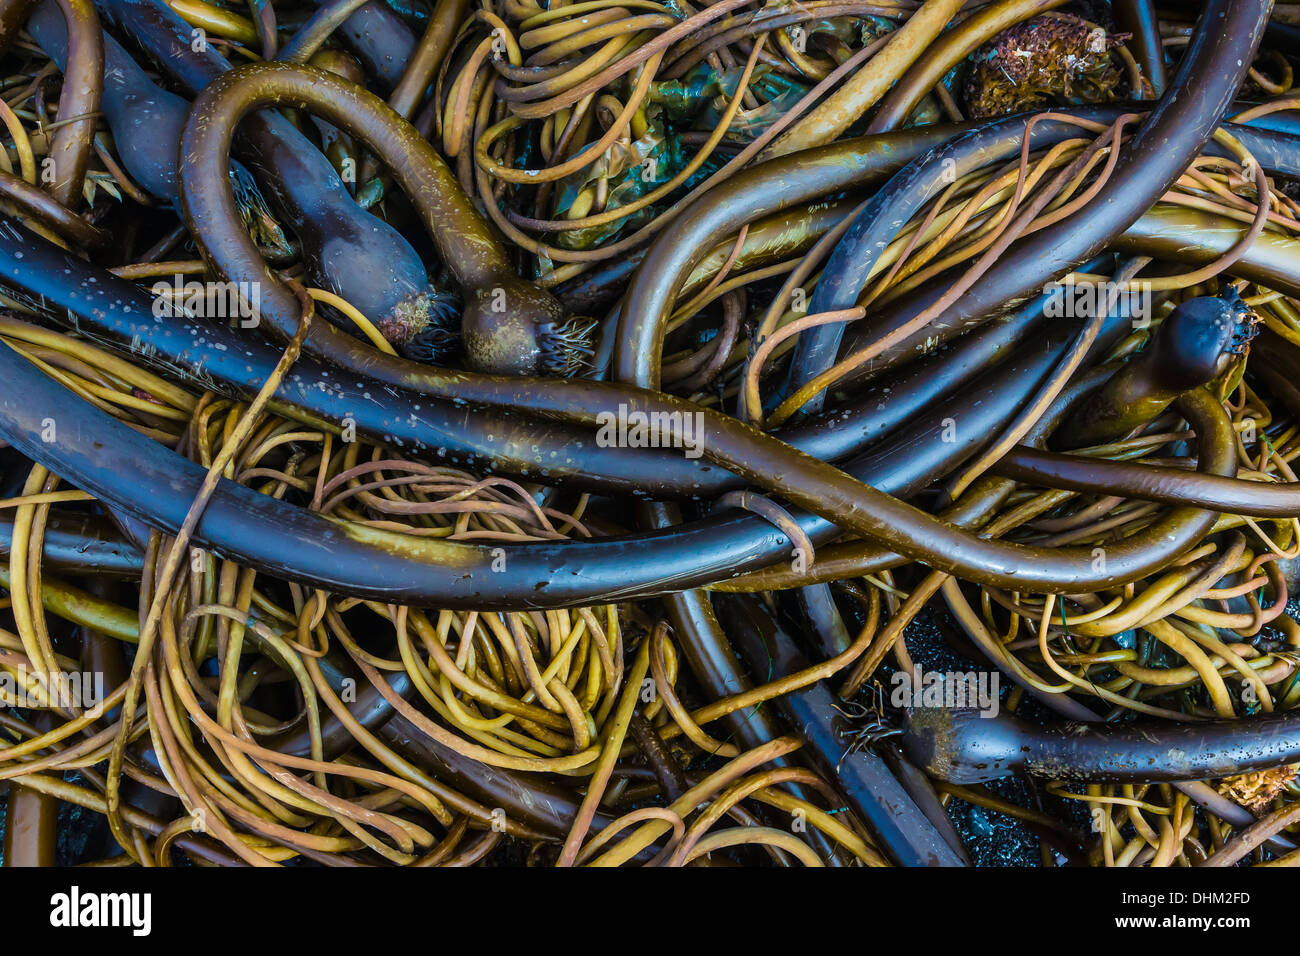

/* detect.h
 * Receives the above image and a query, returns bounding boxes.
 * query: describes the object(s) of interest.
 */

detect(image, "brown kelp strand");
[3,0,1300,871]
[774,0,1268,418]
[717,591,969,866]
[809,0,1273,401]
[1054,290,1258,449]
[903,705,1300,785]
[0,219,1120,497]
[8,0,102,209]
[99,0,456,349]
[0,301,1189,607]
[178,61,569,376]
[304,0,417,89]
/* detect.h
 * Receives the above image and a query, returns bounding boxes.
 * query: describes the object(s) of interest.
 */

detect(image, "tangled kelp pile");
[0,0,1298,870]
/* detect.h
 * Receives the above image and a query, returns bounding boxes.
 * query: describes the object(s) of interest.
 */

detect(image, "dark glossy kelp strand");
[904,706,1300,785]
[1,0,1299,868]
[99,0,443,335]
[178,61,567,375]
[824,0,1271,393]
[1054,291,1256,448]
[718,592,970,866]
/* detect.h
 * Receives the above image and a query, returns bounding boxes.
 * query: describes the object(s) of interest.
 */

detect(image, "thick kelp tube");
[0,215,1100,500]
[780,0,1266,414]
[177,61,565,375]
[0,308,1237,606]
[98,0,440,334]
[904,706,1300,785]
[378,716,605,840]
[618,109,1297,396]
[617,122,961,391]
[27,0,293,256]
[0,224,1248,604]
[718,592,970,867]
[825,0,1271,389]
[1115,205,1300,298]
[2,762,59,866]
[995,448,1300,519]
[1054,292,1254,449]
[28,0,206,202]
[0,225,692,497]
[0,336,1002,606]
[385,0,467,120]
[306,0,416,90]
[0,169,102,246]
[10,0,102,210]
[0,223,1125,503]
[781,110,1135,414]
[277,0,373,63]
[654,585,850,866]
[1113,0,1167,96]
[0,512,143,575]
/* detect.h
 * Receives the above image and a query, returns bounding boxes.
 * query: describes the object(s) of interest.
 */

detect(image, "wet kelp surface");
[0,0,1298,869]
